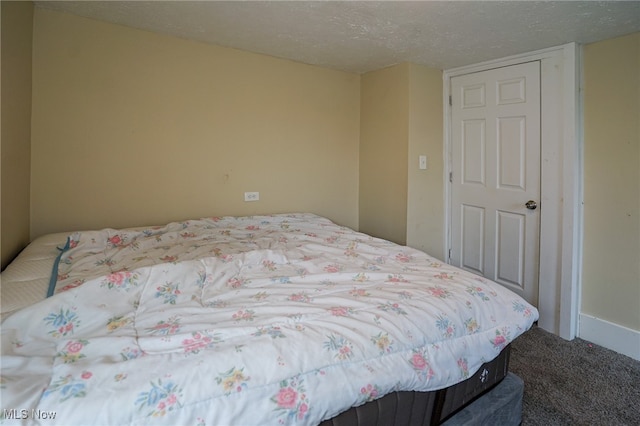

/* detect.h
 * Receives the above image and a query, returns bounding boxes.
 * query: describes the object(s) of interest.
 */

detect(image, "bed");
[1,213,537,425]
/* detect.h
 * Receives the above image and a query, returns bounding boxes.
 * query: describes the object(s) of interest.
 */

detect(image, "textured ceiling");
[35,1,640,73]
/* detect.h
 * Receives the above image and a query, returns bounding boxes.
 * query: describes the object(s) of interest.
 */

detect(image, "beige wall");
[359,64,410,244]
[11,6,640,340]
[582,32,640,331]
[1,1,34,270]
[30,8,360,239]
[359,63,443,254]
[406,64,444,259]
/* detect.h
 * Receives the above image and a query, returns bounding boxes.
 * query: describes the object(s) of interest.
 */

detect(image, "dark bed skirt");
[319,345,516,426]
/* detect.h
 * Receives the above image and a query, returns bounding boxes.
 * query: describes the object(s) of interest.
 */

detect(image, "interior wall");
[406,64,444,260]
[359,64,410,245]
[30,8,360,239]
[359,63,444,254]
[582,32,640,332]
[1,1,34,269]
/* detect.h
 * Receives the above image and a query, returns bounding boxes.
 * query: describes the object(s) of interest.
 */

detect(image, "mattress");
[1,214,537,425]
[1,232,69,319]
[320,345,513,426]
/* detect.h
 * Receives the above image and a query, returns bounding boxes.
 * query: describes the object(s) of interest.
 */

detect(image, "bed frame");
[321,345,518,425]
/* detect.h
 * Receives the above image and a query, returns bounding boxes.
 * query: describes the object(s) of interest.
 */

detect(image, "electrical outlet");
[244,192,260,202]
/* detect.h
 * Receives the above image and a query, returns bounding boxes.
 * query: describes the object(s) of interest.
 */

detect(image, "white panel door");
[450,61,540,305]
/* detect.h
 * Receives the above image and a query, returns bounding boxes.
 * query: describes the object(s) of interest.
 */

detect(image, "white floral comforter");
[1,214,538,425]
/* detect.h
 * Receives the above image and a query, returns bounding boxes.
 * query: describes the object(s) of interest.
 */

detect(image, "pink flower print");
[276,387,298,409]
[325,236,338,244]
[60,280,85,292]
[411,353,427,370]
[155,282,181,305]
[512,301,534,317]
[298,403,309,420]
[359,384,380,402]
[427,286,451,298]
[329,306,350,317]
[104,271,136,290]
[262,260,277,271]
[245,225,260,231]
[111,273,124,285]
[387,274,408,283]
[339,346,352,357]
[350,288,369,297]
[227,277,246,289]
[232,309,255,322]
[378,301,408,315]
[324,334,354,361]
[81,371,92,380]
[465,285,491,301]
[182,338,203,353]
[108,235,122,246]
[271,378,310,421]
[491,328,511,349]
[395,252,412,263]
[434,272,454,280]
[492,334,507,349]
[324,264,342,273]
[66,341,84,354]
[146,316,182,336]
[182,331,220,354]
[288,293,311,303]
[458,357,470,378]
[57,339,89,363]
[136,379,182,417]
[166,394,177,405]
[409,350,434,380]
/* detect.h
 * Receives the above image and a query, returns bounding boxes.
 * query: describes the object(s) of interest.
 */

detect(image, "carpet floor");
[509,326,640,425]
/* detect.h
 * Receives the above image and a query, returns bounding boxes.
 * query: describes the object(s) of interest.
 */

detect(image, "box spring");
[320,345,511,426]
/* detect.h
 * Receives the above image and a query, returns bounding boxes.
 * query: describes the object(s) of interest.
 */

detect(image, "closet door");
[450,61,541,305]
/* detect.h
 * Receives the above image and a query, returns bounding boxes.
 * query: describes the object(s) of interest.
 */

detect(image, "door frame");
[443,43,582,340]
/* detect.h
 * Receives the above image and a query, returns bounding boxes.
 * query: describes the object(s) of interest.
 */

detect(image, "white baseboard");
[579,313,640,361]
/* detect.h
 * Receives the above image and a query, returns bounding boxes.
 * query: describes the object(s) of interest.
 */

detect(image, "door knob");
[525,200,538,210]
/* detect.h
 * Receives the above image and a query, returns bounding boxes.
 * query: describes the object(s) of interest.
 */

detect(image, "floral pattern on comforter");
[1,214,538,425]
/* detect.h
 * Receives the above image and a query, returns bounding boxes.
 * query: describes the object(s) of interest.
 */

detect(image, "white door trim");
[443,43,582,340]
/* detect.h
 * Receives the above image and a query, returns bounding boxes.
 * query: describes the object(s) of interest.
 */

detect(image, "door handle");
[525,200,538,210]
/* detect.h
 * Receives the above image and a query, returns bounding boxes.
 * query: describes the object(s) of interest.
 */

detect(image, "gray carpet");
[509,326,640,426]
